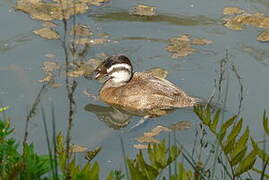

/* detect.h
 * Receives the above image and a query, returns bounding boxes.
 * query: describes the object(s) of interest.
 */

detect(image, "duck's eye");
[95,68,102,74]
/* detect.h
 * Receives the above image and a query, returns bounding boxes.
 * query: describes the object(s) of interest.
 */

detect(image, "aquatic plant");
[0,117,51,179]
[1,105,269,179]
[194,105,257,179]
[127,140,181,180]
[251,111,269,179]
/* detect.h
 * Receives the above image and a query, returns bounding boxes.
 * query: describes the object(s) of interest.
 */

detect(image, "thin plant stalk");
[173,131,177,177]
[261,133,268,180]
[51,103,59,179]
[119,133,129,180]
[23,84,47,149]
[176,142,207,179]
[168,133,171,178]
[57,0,77,178]
[211,70,230,180]
[41,106,57,179]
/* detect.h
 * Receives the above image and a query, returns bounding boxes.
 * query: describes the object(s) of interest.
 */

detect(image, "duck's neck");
[106,70,133,87]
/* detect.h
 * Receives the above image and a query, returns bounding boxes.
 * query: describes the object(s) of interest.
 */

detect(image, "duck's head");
[93,55,133,84]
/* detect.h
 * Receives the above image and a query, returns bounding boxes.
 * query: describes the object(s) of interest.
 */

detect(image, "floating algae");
[33,27,60,40]
[257,30,269,42]
[70,24,92,36]
[130,4,157,17]
[223,8,269,42]
[223,8,269,30]
[166,34,212,59]
[223,7,245,15]
[74,38,109,45]
[16,0,109,21]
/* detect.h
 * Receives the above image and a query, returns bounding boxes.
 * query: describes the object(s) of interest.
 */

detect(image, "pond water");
[1,0,269,177]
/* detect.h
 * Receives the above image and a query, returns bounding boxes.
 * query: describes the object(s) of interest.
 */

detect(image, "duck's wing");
[147,75,187,97]
[117,73,194,109]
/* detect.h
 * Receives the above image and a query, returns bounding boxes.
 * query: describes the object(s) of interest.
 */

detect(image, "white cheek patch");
[107,64,131,73]
[110,71,131,83]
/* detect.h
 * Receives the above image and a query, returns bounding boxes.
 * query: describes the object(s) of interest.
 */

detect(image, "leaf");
[0,106,8,112]
[263,110,269,135]
[252,168,269,179]
[251,137,269,162]
[219,115,237,142]
[234,150,257,176]
[223,138,235,155]
[136,151,159,179]
[194,105,210,125]
[106,171,113,180]
[210,109,220,132]
[106,170,125,180]
[230,148,247,166]
[227,118,243,142]
[230,128,249,163]
[178,163,193,180]
[148,142,167,169]
[205,106,211,125]
[85,146,102,162]
[89,162,100,180]
[127,159,148,180]
[167,145,181,164]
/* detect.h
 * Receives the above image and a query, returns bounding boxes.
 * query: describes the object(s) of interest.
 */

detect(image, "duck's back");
[99,72,196,116]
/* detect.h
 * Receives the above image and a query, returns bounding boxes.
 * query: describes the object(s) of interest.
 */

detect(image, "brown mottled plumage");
[94,55,198,117]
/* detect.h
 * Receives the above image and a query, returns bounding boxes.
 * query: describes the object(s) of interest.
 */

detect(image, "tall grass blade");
[119,133,130,180]
[51,103,59,179]
[41,105,56,179]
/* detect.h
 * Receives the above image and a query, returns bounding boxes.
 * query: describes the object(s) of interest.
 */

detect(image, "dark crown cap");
[102,55,132,69]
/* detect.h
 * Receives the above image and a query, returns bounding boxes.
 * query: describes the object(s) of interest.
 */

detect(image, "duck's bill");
[94,72,101,79]
[92,70,103,80]
[93,71,109,82]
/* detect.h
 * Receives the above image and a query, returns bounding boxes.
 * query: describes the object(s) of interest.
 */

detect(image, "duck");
[93,55,200,119]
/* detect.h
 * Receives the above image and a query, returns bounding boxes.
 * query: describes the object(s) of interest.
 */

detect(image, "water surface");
[1,0,269,177]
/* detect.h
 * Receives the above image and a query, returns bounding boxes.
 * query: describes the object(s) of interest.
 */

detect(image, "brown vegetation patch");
[223,9,269,30]
[16,0,109,21]
[223,7,245,15]
[33,27,60,40]
[70,24,92,36]
[166,34,212,59]
[257,30,269,42]
[130,4,157,16]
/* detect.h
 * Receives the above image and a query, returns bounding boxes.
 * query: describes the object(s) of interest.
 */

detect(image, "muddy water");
[0,0,269,177]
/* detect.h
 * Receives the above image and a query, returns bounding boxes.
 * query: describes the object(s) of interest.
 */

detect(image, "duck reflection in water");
[84,103,133,130]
